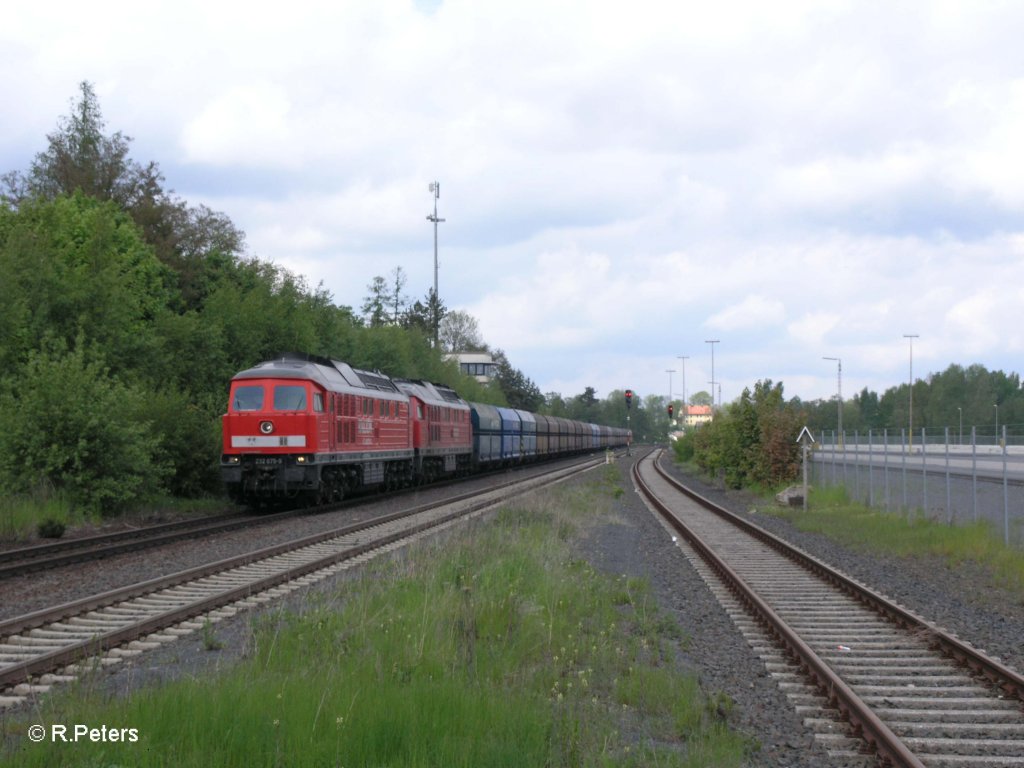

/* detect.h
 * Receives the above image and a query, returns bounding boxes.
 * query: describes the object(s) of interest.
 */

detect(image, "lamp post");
[957,407,962,445]
[823,356,842,446]
[426,181,445,347]
[677,355,689,427]
[904,334,919,449]
[705,340,720,409]
[995,404,999,445]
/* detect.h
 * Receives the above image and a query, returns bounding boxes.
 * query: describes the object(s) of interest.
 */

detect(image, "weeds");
[775,485,1024,596]
[201,619,224,651]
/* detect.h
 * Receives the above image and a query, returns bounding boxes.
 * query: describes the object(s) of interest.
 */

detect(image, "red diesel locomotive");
[221,353,630,505]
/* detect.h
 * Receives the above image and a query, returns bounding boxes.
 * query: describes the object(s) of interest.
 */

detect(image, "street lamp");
[426,181,445,347]
[823,356,842,446]
[995,403,999,445]
[677,355,689,426]
[904,334,919,449]
[705,340,720,409]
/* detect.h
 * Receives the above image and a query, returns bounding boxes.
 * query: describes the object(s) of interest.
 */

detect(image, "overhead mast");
[426,181,445,348]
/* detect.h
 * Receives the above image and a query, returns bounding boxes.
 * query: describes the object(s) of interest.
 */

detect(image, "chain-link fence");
[809,427,1024,547]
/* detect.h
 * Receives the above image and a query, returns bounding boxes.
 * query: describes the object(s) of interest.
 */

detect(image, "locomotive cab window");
[313,392,325,413]
[232,386,264,411]
[273,385,307,411]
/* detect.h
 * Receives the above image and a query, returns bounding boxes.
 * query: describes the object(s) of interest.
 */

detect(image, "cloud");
[787,312,840,348]
[181,84,295,168]
[707,296,786,331]
[6,0,1024,406]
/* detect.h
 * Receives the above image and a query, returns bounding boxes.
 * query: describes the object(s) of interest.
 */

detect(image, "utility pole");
[677,355,689,427]
[904,334,919,449]
[426,181,445,347]
[705,340,720,409]
[823,356,842,446]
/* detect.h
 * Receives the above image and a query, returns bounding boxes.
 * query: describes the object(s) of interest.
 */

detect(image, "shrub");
[36,518,66,539]
[0,341,169,514]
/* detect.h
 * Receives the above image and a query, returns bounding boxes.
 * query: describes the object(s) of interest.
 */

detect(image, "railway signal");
[624,389,633,409]
[667,403,674,419]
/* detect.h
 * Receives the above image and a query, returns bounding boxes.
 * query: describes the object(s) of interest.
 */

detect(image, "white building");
[684,404,713,428]
[447,352,498,383]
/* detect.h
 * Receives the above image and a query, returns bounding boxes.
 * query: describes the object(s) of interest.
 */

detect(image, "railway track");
[0,460,593,580]
[0,510,285,580]
[633,451,1024,768]
[0,456,603,709]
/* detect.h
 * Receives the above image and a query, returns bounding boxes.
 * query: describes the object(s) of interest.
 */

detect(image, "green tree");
[2,81,151,209]
[403,288,447,342]
[361,275,389,327]
[569,386,600,423]
[544,392,568,417]
[690,390,712,407]
[691,380,801,488]
[388,266,408,325]
[0,342,169,511]
[492,349,544,411]
[439,310,485,353]
[2,81,246,313]
[0,192,173,376]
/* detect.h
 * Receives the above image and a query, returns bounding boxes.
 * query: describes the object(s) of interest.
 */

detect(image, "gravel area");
[0,462,580,622]
[656,454,1024,677]
[5,449,1023,767]
[579,454,839,768]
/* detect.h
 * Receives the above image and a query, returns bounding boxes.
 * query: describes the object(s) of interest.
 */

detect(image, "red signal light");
[667,404,674,418]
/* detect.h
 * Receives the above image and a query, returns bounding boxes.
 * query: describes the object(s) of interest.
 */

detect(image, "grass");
[0,486,94,543]
[775,484,1024,596]
[2,466,751,767]
[0,490,225,544]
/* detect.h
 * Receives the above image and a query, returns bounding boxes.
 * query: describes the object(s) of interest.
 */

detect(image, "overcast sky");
[4,0,1024,410]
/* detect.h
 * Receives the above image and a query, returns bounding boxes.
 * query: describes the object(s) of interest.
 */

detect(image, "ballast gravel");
[4,450,1024,768]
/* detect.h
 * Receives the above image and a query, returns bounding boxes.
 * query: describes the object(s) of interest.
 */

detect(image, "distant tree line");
[796,364,1023,440]
[669,363,1024,492]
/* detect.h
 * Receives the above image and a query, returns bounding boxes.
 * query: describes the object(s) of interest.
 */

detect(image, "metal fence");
[810,427,1024,547]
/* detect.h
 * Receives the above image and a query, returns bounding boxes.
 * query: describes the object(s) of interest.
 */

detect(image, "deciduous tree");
[439,310,485,353]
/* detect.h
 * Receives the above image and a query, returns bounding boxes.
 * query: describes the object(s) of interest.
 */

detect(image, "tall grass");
[0,489,224,543]
[778,485,1024,595]
[0,486,87,542]
[3,467,750,767]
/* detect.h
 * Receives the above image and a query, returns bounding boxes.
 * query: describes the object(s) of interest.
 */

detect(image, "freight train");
[221,353,631,506]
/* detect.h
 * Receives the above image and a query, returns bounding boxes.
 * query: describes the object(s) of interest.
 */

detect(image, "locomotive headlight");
[296,455,306,463]
[260,421,274,435]
[224,455,240,465]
